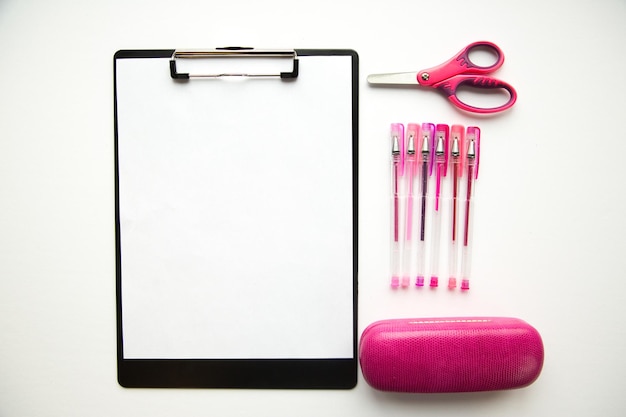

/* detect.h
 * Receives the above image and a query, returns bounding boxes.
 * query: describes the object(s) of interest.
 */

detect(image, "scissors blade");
[367,72,419,86]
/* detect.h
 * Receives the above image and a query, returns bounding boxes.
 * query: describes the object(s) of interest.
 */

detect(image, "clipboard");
[114,48,358,389]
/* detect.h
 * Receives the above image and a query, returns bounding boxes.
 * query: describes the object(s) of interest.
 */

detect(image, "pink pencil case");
[359,317,544,393]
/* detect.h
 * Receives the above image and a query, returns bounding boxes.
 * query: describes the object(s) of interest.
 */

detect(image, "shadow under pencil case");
[359,317,544,393]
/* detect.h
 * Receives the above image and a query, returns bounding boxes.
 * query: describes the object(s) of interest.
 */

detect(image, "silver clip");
[170,48,299,80]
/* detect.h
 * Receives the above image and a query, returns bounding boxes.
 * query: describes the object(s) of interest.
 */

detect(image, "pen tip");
[467,138,476,158]
[451,136,460,157]
[392,135,400,155]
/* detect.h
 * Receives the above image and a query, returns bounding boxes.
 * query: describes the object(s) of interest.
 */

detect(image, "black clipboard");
[114,48,358,388]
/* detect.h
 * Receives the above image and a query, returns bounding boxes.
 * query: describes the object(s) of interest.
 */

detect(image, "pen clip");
[391,123,405,175]
[466,126,481,179]
[435,124,450,177]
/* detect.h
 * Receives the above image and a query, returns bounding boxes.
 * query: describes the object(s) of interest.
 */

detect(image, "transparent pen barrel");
[460,164,477,290]
[402,162,415,287]
[460,207,473,291]
[415,160,429,287]
[390,160,403,287]
[391,240,401,288]
[415,239,426,287]
[402,235,414,287]
[448,200,459,288]
[448,164,460,289]
[429,205,442,286]
[429,162,445,287]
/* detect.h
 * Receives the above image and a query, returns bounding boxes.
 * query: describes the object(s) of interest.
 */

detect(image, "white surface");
[117,56,354,359]
[1,0,625,415]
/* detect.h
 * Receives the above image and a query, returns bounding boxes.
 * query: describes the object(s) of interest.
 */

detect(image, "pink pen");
[429,124,449,288]
[390,123,405,288]
[460,126,480,291]
[448,125,466,289]
[415,123,434,287]
[402,124,419,288]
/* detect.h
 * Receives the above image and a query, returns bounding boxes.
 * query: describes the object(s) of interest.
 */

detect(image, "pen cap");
[450,124,466,177]
[391,123,405,175]
[359,317,544,393]
[435,124,450,176]
[466,126,480,179]
[420,123,436,175]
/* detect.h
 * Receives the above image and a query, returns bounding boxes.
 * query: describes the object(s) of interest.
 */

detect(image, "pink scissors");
[367,41,517,114]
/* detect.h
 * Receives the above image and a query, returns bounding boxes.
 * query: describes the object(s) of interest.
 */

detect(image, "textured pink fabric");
[359,317,544,393]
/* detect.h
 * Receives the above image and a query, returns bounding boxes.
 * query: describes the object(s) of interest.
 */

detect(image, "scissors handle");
[439,75,517,114]
[417,41,505,87]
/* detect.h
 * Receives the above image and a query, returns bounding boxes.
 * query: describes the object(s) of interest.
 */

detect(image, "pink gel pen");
[402,124,419,288]
[448,125,465,289]
[390,124,405,288]
[415,123,434,287]
[429,124,449,288]
[460,126,480,291]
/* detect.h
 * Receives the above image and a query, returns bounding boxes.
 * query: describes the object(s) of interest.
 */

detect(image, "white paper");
[116,55,355,359]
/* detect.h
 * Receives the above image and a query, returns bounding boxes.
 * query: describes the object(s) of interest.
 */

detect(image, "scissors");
[367,41,517,114]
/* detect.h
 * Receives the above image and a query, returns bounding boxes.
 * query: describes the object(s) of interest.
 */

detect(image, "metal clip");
[169,47,299,80]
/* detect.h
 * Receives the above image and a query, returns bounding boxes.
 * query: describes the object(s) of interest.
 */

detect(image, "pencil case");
[359,317,544,393]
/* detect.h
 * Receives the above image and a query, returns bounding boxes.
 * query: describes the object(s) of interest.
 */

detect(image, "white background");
[1,0,625,416]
